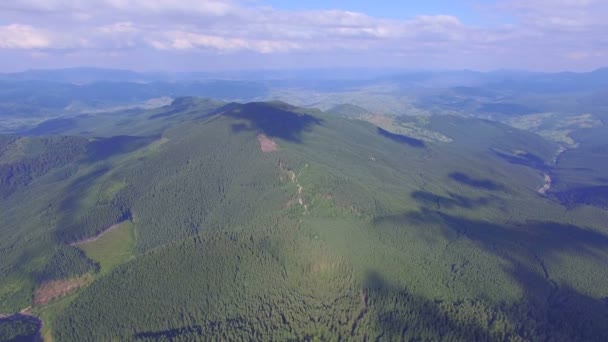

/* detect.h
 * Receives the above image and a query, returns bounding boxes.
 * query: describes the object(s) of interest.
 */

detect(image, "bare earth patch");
[34,274,93,306]
[257,134,278,152]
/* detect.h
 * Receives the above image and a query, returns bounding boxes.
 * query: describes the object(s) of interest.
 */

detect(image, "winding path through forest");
[286,169,308,212]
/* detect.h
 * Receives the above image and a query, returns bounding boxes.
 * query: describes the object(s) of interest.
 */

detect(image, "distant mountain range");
[1,67,607,87]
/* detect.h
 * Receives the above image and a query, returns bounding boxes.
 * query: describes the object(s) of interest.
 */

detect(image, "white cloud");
[0,24,51,49]
[501,0,608,30]
[153,31,301,53]
[97,22,137,34]
[0,0,236,16]
[0,0,607,70]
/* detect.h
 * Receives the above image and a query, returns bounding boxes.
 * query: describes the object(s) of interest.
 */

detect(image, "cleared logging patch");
[257,134,278,152]
[77,221,135,275]
[34,273,94,306]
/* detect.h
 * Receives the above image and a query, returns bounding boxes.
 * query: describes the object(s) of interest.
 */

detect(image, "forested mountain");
[1,98,608,341]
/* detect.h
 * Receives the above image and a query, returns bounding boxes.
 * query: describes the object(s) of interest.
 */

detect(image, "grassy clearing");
[77,221,135,275]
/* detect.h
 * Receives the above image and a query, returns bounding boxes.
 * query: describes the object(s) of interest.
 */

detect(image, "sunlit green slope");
[2,99,608,341]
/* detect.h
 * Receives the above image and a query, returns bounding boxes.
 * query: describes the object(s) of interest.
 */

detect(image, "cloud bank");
[0,0,606,71]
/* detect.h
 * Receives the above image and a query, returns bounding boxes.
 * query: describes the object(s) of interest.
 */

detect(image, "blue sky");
[0,0,606,72]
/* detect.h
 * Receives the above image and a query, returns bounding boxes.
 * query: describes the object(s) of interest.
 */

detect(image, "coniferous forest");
[1,96,608,341]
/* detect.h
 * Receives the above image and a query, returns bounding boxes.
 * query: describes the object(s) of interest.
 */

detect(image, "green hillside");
[1,99,608,341]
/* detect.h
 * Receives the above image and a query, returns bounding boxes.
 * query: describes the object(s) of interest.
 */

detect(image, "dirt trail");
[280,161,308,212]
[539,145,567,195]
[287,170,308,212]
[538,173,552,195]
[553,146,567,165]
[0,307,34,319]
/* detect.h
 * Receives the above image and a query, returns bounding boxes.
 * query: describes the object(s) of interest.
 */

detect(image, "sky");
[0,0,606,72]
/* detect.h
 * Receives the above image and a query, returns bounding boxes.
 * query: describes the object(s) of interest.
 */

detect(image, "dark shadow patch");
[134,325,203,340]
[222,102,322,142]
[230,123,249,133]
[24,118,78,136]
[134,319,252,341]
[0,136,87,198]
[449,172,506,191]
[0,314,43,342]
[590,145,608,154]
[357,271,497,341]
[85,135,158,162]
[377,127,425,148]
[504,265,608,341]
[493,149,548,171]
[370,206,608,340]
[54,165,131,243]
[551,185,608,209]
[411,191,491,210]
[57,165,110,214]
[390,206,608,260]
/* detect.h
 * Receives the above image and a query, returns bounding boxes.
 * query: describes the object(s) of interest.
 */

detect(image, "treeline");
[38,245,99,282]
[55,190,132,244]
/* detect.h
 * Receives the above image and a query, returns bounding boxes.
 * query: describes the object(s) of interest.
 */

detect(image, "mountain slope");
[1,100,608,340]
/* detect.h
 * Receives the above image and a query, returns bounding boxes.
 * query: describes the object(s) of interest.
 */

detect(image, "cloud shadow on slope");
[377,127,425,148]
[369,199,608,340]
[449,172,506,192]
[224,102,323,142]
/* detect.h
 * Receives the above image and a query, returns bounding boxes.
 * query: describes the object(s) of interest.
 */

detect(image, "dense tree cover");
[0,315,41,341]
[0,136,87,197]
[2,100,608,340]
[56,191,132,244]
[53,229,608,341]
[37,245,99,283]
